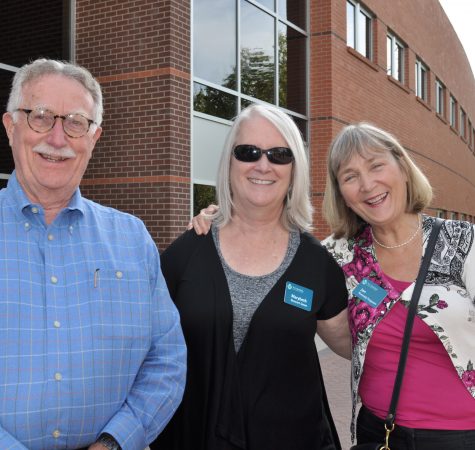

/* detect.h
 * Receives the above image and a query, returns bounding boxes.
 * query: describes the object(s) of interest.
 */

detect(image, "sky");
[439,0,475,76]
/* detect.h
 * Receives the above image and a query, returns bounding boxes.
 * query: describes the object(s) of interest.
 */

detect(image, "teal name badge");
[284,281,313,311]
[353,278,387,308]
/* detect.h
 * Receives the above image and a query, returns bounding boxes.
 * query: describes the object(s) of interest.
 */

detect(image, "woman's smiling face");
[336,148,408,227]
[229,116,293,215]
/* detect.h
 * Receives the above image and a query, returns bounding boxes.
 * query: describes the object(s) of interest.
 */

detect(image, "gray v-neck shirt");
[212,225,300,351]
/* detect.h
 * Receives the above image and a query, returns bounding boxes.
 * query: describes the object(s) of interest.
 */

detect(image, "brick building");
[1,0,474,249]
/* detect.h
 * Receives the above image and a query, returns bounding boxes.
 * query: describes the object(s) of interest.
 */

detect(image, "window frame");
[468,119,473,148]
[435,79,445,117]
[415,59,428,101]
[191,0,309,213]
[347,0,373,60]
[449,95,457,129]
[386,32,404,82]
[460,108,466,139]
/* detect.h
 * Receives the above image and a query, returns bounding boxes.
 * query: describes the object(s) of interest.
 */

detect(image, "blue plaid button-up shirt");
[0,172,186,450]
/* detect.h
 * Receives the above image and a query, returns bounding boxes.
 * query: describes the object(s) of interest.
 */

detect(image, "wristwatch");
[96,433,121,450]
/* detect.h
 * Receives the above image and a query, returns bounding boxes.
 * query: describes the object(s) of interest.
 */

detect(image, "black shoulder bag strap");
[383,218,443,440]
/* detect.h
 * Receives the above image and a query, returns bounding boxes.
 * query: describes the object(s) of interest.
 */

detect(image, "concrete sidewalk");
[319,347,353,450]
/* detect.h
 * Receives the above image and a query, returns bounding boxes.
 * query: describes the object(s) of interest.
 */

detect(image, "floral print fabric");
[323,216,475,439]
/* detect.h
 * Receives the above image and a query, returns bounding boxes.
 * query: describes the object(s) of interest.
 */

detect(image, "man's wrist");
[96,433,121,450]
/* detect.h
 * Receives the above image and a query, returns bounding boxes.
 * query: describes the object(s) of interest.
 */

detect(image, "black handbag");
[350,218,442,450]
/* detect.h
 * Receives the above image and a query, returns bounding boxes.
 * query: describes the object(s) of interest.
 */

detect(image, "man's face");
[2,74,102,204]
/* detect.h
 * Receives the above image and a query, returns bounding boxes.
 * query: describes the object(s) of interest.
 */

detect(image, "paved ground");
[318,341,353,450]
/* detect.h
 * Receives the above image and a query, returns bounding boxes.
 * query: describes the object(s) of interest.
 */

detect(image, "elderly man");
[0,59,186,450]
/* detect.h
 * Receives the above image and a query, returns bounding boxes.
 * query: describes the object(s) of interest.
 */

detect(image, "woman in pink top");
[322,123,475,449]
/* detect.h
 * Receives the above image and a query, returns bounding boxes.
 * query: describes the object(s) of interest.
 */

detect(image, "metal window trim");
[387,32,405,82]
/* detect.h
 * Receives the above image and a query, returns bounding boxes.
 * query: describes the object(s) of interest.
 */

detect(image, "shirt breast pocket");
[89,268,151,346]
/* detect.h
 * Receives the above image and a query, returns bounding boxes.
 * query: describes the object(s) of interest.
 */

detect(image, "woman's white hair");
[213,103,313,232]
[6,58,103,126]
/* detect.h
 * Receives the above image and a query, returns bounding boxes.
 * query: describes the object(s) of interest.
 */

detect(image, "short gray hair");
[6,58,103,126]
[323,122,433,238]
[213,103,313,232]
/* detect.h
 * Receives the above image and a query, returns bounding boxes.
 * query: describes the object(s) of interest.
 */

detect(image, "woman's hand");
[187,204,218,235]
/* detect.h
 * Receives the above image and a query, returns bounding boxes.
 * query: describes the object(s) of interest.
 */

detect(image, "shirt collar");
[7,170,86,217]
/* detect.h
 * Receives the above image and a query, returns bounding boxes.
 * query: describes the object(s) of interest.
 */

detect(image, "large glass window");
[278,22,306,114]
[0,0,70,68]
[241,1,275,104]
[415,59,428,101]
[193,0,307,119]
[435,79,445,116]
[192,0,308,202]
[194,0,237,89]
[347,1,372,59]
[387,33,404,82]
[193,82,237,120]
[0,0,71,187]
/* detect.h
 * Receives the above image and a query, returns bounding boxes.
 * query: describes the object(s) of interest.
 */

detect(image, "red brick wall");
[309,0,475,239]
[75,0,191,250]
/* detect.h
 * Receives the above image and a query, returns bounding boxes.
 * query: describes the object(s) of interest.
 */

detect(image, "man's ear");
[91,126,102,146]
[2,112,15,146]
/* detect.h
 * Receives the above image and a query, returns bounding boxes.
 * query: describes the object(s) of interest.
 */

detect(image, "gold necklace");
[371,216,422,249]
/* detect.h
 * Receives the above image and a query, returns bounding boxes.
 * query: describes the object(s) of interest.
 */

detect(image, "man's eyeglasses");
[16,108,96,138]
[233,144,294,165]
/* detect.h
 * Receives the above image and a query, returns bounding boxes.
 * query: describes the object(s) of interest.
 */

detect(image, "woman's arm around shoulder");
[317,309,351,360]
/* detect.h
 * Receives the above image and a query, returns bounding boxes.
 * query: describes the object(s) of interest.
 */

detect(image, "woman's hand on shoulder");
[186,204,218,235]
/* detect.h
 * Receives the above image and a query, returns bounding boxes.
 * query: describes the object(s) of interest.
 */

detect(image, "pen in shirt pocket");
[94,268,100,288]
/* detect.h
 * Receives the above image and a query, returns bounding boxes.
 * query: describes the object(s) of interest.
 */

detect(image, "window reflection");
[0,0,69,66]
[346,2,355,49]
[241,98,253,109]
[257,0,274,11]
[194,82,238,120]
[0,70,15,177]
[193,0,307,120]
[193,184,216,216]
[293,116,307,142]
[278,0,306,30]
[357,9,370,58]
[194,0,237,88]
[241,0,275,103]
[279,22,306,114]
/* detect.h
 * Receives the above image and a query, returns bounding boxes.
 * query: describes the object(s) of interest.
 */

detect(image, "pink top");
[359,275,475,429]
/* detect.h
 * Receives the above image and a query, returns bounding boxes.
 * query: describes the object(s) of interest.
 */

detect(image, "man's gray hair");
[6,58,103,126]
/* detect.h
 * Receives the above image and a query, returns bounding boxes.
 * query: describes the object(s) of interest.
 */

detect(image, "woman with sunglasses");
[150,104,351,450]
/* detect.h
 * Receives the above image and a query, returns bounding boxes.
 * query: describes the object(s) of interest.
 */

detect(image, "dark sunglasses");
[233,144,294,165]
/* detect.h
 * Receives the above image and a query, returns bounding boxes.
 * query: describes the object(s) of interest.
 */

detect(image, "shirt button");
[53,321,61,328]
[54,372,62,381]
[24,222,30,230]
[31,207,39,214]
[116,271,123,279]
[48,234,54,241]
[51,276,58,284]
[52,430,60,438]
